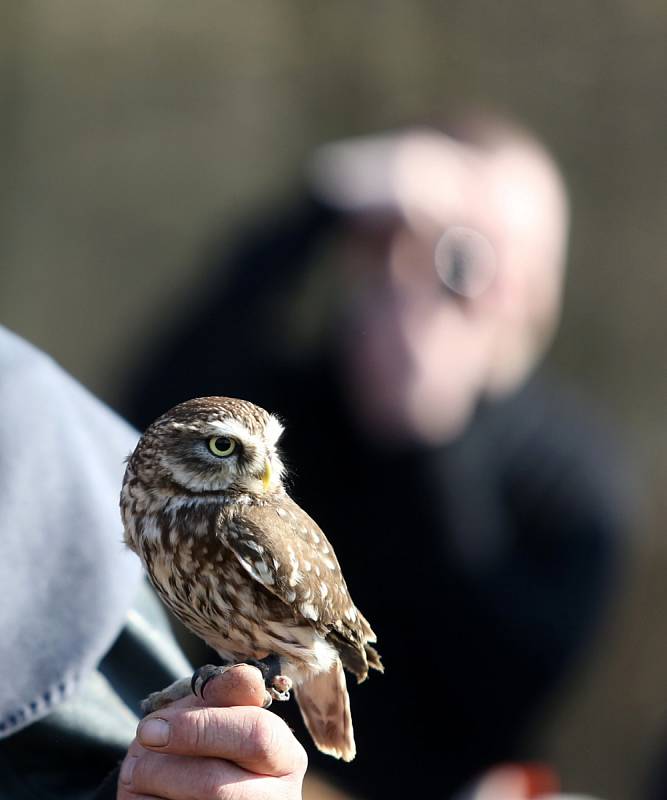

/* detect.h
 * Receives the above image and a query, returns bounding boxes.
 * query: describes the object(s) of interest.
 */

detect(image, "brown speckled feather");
[222,495,380,681]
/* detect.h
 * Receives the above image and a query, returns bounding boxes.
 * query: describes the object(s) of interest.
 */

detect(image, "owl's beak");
[262,459,272,490]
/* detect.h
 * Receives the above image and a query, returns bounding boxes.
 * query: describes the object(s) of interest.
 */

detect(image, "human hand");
[117,664,307,799]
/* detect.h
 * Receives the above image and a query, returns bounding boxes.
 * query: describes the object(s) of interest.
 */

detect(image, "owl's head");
[130,396,286,495]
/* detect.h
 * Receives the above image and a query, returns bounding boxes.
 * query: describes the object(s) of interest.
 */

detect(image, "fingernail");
[138,717,170,747]
[119,755,137,785]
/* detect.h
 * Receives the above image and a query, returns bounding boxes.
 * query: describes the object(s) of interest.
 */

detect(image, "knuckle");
[246,711,280,764]
[244,708,305,774]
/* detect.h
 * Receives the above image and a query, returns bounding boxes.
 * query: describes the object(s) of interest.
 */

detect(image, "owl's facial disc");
[138,398,287,495]
[154,414,284,495]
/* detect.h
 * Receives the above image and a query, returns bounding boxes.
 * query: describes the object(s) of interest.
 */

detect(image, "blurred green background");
[1,2,666,797]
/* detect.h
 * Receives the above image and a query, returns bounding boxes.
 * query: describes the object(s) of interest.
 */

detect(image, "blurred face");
[332,130,568,446]
[338,217,499,445]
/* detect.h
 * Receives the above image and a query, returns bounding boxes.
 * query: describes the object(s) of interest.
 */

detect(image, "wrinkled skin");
[117,664,307,800]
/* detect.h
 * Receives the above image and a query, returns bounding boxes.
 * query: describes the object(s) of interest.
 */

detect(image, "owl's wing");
[222,495,381,679]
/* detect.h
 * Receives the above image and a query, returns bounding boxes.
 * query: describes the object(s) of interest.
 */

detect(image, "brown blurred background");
[1,2,666,797]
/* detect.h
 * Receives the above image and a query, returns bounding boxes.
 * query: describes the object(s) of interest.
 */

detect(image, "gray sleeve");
[0,326,142,737]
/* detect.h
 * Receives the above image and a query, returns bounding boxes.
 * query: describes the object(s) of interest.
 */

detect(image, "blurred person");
[122,113,630,798]
[0,326,306,800]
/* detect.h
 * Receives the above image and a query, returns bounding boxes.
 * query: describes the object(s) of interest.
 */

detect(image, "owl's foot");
[190,662,284,707]
[190,663,235,699]
[244,656,292,702]
[141,660,292,714]
[268,674,292,702]
[189,659,292,707]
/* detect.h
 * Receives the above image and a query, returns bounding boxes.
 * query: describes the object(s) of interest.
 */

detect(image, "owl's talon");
[269,686,291,702]
[243,656,292,700]
[191,664,229,699]
[270,674,292,700]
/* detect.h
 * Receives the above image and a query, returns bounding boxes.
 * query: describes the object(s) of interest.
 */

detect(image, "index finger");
[198,663,269,708]
[157,664,269,713]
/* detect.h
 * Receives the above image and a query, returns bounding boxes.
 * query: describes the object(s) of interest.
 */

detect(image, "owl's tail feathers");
[364,643,383,675]
[294,658,356,761]
[359,611,384,680]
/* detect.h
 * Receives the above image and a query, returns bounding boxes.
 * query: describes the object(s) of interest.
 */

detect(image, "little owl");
[120,396,382,761]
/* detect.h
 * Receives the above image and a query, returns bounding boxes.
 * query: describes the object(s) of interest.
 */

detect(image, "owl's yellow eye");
[208,436,237,457]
